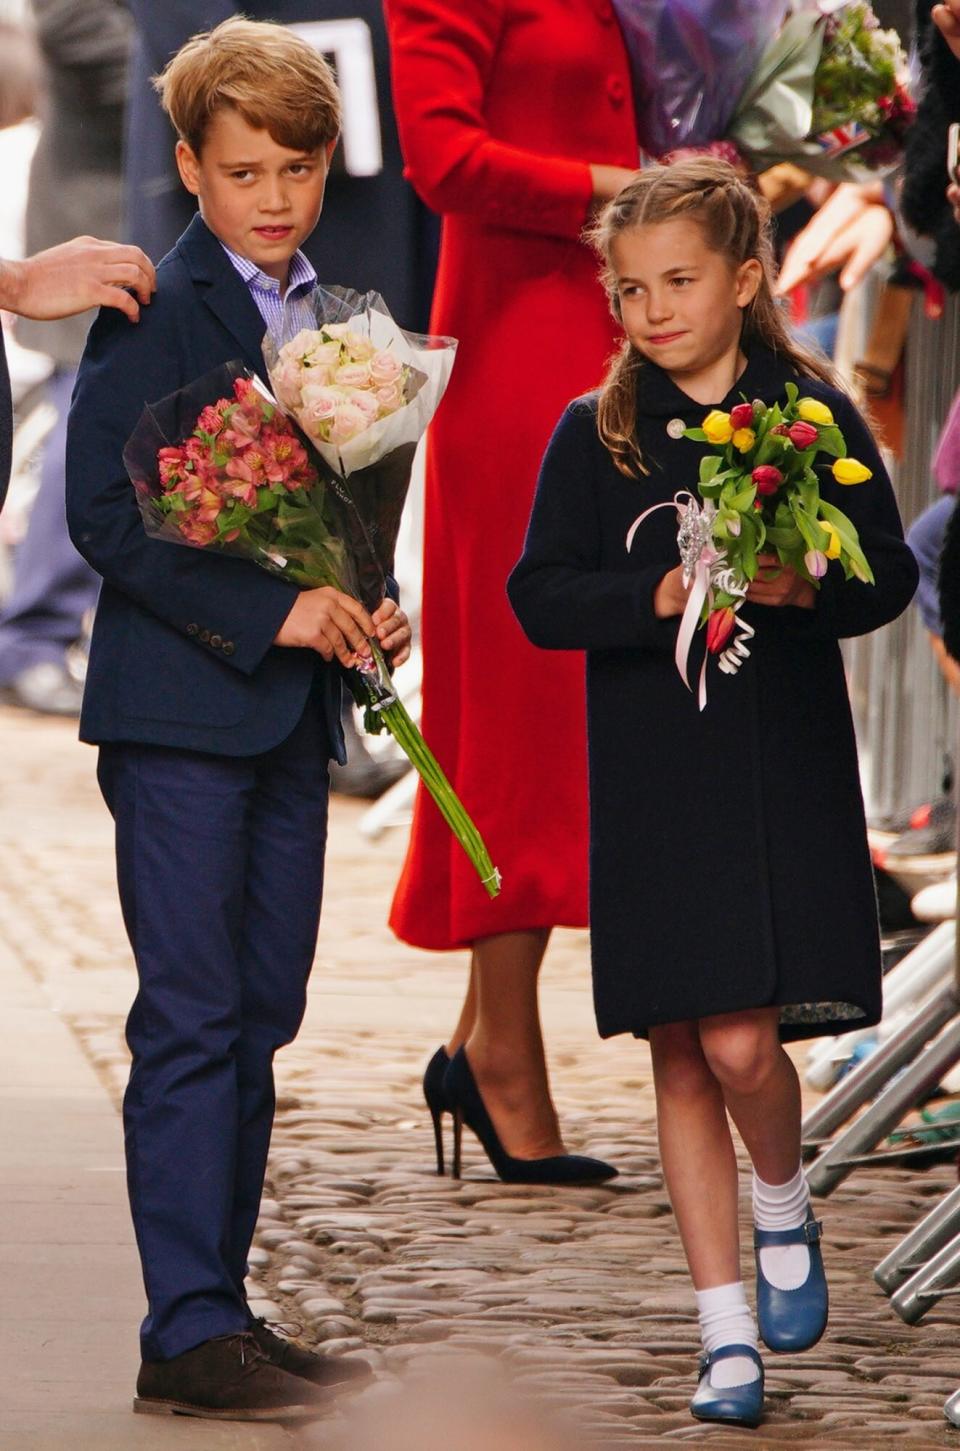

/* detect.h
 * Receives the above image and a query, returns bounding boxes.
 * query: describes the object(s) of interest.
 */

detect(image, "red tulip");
[706,606,736,654]
[787,421,819,449]
[752,464,783,495]
[730,402,755,430]
[770,423,790,436]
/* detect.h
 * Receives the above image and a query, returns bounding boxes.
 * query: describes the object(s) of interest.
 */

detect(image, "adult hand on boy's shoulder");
[275,586,377,667]
[0,237,156,323]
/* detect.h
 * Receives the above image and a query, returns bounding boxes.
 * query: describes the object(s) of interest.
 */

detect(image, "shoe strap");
[698,1344,763,1379]
[753,1216,822,1248]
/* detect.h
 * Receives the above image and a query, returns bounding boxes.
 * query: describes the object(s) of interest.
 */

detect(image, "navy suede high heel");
[423,1046,451,1175]
[444,1047,618,1185]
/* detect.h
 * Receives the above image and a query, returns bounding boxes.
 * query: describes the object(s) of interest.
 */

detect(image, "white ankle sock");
[695,1282,760,1388]
[752,1165,811,1291]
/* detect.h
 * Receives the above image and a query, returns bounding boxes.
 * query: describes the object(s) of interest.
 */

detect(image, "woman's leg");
[453,928,563,1160]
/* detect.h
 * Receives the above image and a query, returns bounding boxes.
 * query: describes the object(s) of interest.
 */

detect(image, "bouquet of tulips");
[628,383,875,707]
[124,304,502,901]
[614,0,914,180]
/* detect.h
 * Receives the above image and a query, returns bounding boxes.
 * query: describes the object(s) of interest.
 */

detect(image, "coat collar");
[637,344,796,420]
[175,213,270,377]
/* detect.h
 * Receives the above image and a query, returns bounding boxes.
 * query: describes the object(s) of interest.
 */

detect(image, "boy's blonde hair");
[154,17,341,157]
[588,159,840,480]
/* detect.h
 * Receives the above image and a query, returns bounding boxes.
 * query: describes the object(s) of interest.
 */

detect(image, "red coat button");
[594,0,614,21]
[607,75,626,106]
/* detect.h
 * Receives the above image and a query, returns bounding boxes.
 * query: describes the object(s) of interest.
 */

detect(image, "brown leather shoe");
[250,1318,373,1388]
[134,1331,328,1420]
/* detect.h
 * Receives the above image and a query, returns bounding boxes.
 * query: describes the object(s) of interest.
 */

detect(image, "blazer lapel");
[176,214,271,379]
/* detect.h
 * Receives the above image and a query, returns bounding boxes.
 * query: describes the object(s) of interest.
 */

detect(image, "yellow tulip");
[821,522,842,559]
[832,457,873,485]
[797,398,835,426]
[732,427,756,453]
[702,410,734,445]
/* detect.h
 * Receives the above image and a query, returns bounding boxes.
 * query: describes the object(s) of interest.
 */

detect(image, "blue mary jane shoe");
[754,1210,828,1353]
[690,1344,764,1428]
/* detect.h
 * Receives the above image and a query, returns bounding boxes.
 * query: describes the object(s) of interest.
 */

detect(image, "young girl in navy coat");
[508,159,918,1429]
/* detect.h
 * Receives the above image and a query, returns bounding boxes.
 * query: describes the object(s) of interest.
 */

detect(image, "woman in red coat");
[385,0,640,1179]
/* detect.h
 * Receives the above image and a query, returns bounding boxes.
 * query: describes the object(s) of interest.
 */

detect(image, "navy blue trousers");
[97,703,330,1361]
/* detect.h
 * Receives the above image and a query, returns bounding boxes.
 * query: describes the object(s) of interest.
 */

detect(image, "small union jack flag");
[814,120,873,159]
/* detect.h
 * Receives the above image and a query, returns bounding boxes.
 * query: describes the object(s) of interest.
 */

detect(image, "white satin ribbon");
[626,492,751,711]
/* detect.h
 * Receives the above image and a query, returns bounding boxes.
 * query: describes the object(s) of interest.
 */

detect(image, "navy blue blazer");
[66,213,348,760]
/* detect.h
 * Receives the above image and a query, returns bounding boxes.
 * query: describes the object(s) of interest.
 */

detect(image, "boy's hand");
[0,238,157,322]
[746,555,816,609]
[275,587,376,666]
[373,599,411,666]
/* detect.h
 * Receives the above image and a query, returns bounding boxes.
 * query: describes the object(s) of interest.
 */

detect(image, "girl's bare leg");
[648,1020,741,1288]
[698,1007,801,1184]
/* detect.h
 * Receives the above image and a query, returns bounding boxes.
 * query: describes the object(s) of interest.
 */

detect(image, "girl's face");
[610,217,762,400]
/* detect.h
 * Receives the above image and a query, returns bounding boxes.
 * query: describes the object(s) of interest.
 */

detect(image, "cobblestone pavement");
[2,704,960,1449]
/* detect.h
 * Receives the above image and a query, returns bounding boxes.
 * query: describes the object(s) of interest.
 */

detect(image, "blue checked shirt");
[220,241,318,343]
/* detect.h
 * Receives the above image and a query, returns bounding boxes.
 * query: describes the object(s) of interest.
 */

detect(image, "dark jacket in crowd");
[508,347,918,1042]
[17,0,129,366]
[901,0,960,291]
[123,0,437,331]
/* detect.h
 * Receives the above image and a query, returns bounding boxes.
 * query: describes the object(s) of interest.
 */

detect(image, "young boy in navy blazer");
[66,18,409,1421]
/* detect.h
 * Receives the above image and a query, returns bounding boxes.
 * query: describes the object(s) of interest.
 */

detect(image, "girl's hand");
[746,555,816,610]
[373,598,412,667]
[653,565,691,619]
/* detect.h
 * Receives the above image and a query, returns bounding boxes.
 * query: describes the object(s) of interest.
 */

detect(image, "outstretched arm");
[0,238,156,323]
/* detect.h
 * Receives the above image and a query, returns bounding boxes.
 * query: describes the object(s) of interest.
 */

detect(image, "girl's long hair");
[588,159,841,479]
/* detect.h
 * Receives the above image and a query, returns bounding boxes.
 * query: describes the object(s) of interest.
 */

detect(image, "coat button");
[199,629,211,643]
[607,75,626,107]
[222,641,235,657]
[667,418,687,439]
[210,634,222,649]
[186,622,199,636]
[593,0,614,20]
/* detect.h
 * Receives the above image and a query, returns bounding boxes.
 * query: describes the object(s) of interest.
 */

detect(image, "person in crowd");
[384,0,639,1186]
[509,159,917,1427]
[0,236,156,513]
[66,19,409,1419]
[0,0,132,717]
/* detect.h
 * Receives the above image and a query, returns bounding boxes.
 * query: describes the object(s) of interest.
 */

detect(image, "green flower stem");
[359,647,501,899]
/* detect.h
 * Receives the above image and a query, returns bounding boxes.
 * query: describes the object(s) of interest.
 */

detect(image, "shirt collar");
[219,240,317,299]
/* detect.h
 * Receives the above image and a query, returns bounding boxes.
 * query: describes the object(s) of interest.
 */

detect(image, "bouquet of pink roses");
[125,326,501,900]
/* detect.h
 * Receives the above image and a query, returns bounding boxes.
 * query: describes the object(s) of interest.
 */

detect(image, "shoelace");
[254,1315,305,1343]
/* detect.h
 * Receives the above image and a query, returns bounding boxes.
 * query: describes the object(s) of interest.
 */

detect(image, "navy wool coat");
[66,214,346,761]
[508,346,919,1041]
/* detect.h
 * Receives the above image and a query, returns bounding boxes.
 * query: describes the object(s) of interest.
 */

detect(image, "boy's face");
[176,107,336,284]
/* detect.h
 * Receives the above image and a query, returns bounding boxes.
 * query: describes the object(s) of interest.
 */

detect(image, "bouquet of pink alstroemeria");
[124,293,501,900]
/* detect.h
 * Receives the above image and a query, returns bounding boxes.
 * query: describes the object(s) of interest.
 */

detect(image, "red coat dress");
[385,0,638,948]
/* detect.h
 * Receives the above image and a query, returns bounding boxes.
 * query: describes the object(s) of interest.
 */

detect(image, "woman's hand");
[589,164,639,204]
[746,555,816,610]
[372,598,412,667]
[776,182,893,296]
[934,1,960,62]
[653,565,691,619]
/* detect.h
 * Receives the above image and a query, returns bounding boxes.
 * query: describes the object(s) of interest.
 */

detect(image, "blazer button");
[200,629,211,643]
[222,641,235,657]
[186,622,199,636]
[607,75,626,107]
[210,634,223,649]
